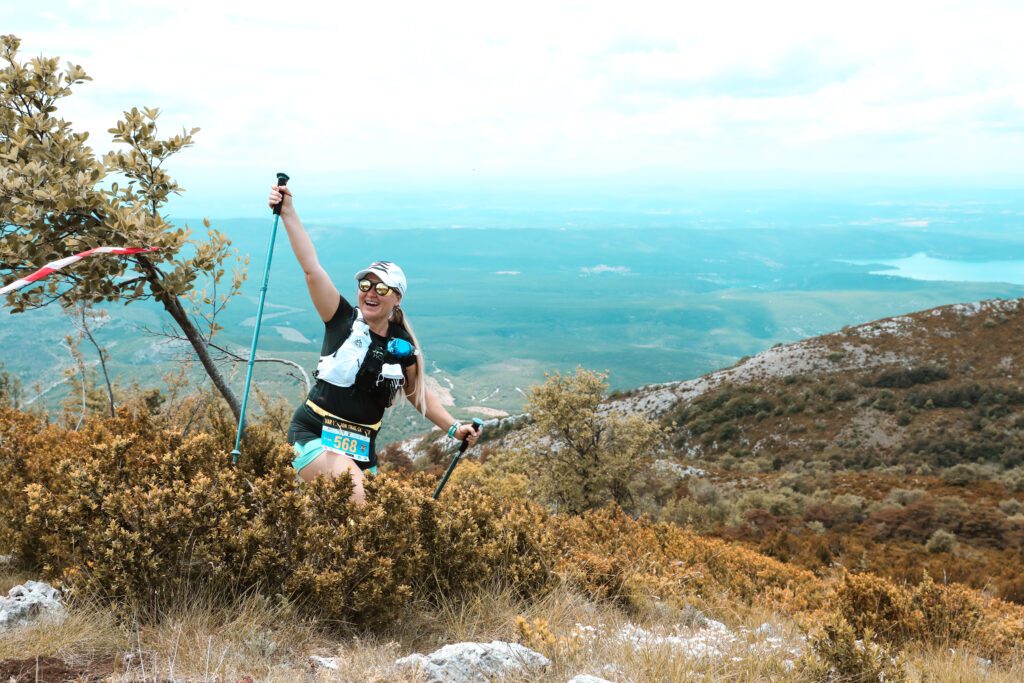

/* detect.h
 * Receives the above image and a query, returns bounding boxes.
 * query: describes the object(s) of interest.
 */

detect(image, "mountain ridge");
[391,295,1024,602]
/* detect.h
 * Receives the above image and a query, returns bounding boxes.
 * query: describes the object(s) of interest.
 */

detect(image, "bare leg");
[298,450,366,505]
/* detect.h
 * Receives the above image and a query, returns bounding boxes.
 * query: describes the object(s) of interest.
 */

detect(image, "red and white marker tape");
[0,246,159,295]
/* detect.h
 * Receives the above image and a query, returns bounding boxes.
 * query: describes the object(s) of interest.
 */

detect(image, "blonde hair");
[392,305,427,415]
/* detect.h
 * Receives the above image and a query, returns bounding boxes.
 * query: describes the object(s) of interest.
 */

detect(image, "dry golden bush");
[548,505,827,615]
[836,570,1024,660]
[4,402,1024,668]
[0,407,553,628]
[0,406,45,554]
[797,612,908,682]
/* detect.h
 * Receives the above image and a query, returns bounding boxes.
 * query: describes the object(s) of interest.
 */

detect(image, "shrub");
[883,488,926,507]
[736,489,803,518]
[805,520,826,535]
[1002,466,1024,492]
[834,572,1019,657]
[526,368,665,515]
[797,612,907,683]
[831,384,857,402]
[906,382,1024,411]
[689,478,721,506]
[941,463,987,486]
[0,408,555,626]
[776,470,831,495]
[0,363,22,409]
[804,502,863,531]
[866,364,949,389]
[872,389,899,412]
[867,499,939,543]
[664,384,773,437]
[925,529,956,553]
[998,498,1023,516]
[448,459,531,500]
[550,506,827,614]
[375,442,414,472]
[830,494,867,524]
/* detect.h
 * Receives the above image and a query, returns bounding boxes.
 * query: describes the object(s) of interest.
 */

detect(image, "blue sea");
[3,188,1024,441]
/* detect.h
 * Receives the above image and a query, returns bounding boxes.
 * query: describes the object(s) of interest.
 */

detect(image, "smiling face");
[357,273,400,328]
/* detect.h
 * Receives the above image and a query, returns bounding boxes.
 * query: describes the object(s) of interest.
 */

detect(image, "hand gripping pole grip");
[433,418,484,499]
[459,418,483,454]
[272,172,290,215]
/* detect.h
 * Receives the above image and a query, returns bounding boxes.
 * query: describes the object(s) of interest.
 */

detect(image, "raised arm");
[269,185,340,321]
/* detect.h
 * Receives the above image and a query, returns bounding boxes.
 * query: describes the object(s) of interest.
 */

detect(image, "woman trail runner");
[269,184,481,503]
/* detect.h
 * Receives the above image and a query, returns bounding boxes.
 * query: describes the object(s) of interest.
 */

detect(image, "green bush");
[940,463,987,486]
[1002,466,1024,492]
[925,529,956,553]
[866,364,949,389]
[998,499,1023,516]
[736,489,804,518]
[906,382,1024,410]
[883,488,926,507]
[524,368,666,515]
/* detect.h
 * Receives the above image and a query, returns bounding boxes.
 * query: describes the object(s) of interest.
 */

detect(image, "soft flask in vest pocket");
[316,314,371,388]
[387,337,416,359]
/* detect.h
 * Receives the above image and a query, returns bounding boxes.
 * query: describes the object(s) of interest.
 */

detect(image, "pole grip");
[272,172,290,216]
[458,418,484,454]
[433,418,484,499]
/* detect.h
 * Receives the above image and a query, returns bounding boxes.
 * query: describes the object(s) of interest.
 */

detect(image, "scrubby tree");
[0,361,20,409]
[526,367,665,514]
[0,34,246,419]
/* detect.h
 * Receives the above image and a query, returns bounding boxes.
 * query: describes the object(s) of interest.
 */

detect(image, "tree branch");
[76,306,115,418]
[137,323,311,397]
[207,341,310,396]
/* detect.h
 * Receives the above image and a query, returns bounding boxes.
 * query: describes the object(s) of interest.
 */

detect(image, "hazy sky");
[6,0,1024,216]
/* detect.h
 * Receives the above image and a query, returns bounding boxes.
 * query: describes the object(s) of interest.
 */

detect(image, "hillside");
[417,297,1024,602]
[3,299,1024,680]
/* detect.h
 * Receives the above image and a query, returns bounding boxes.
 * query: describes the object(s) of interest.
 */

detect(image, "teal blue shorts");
[291,440,378,476]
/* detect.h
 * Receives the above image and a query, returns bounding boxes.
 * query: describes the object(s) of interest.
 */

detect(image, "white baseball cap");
[354,261,407,297]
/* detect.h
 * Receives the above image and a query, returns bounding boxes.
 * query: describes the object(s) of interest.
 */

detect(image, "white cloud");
[5,0,1024,215]
[581,265,630,275]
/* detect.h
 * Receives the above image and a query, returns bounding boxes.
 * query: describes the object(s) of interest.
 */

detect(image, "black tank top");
[306,295,417,425]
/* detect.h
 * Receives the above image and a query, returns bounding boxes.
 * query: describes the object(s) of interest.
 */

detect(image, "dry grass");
[109,588,325,682]
[0,566,33,594]
[0,600,123,662]
[904,646,1024,682]
[3,574,1024,682]
[387,581,810,683]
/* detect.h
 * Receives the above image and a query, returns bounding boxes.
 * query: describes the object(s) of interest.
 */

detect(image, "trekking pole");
[433,418,484,499]
[231,172,290,465]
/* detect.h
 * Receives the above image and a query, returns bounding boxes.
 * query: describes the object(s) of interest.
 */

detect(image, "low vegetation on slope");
[3,299,1024,679]
[652,299,1024,601]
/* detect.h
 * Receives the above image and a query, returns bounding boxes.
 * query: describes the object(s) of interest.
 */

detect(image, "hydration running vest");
[314,307,414,407]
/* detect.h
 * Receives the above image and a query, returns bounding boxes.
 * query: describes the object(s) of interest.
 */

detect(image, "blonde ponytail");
[392,306,427,415]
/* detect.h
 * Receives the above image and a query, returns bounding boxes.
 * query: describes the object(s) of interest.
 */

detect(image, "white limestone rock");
[0,580,65,631]
[394,640,550,683]
[309,655,340,670]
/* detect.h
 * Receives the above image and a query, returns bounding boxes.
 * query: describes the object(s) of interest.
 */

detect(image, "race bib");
[321,415,373,462]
